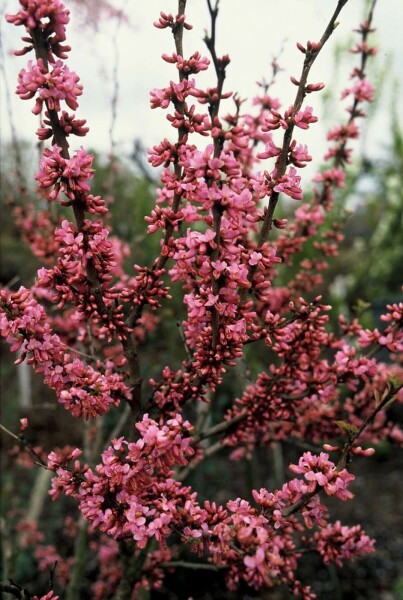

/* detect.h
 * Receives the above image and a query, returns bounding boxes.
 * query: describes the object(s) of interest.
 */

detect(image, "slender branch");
[282,381,403,518]
[0,581,32,599]
[177,439,225,481]
[26,469,53,524]
[114,543,148,600]
[204,0,228,348]
[66,418,97,600]
[173,0,187,61]
[30,25,143,416]
[0,423,47,468]
[126,0,189,330]
[194,412,247,443]
[161,560,224,571]
[259,0,349,243]
[65,516,88,600]
[336,381,403,471]
[105,404,132,449]
[194,394,212,433]
[239,0,351,306]
[318,0,378,185]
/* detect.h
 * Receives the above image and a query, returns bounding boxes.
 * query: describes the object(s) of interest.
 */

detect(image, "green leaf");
[351,299,371,315]
[334,420,359,436]
[386,375,403,393]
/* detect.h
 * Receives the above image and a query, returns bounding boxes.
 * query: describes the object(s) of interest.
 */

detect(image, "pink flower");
[33,592,59,600]
[314,520,375,567]
[341,78,374,102]
[313,167,346,188]
[16,59,82,115]
[289,452,355,500]
[273,167,303,200]
[20,417,29,431]
[35,146,95,202]
[257,136,281,159]
[162,51,209,74]
[6,0,71,59]
[153,11,192,31]
[292,106,318,129]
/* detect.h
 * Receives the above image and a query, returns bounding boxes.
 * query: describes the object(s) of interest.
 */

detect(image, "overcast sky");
[1,0,402,182]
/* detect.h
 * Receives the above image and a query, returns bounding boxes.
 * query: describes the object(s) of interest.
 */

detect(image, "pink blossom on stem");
[6,0,71,60]
[341,78,374,103]
[314,520,375,567]
[273,167,303,200]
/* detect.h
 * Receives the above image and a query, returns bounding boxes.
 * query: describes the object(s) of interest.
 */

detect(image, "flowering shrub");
[1,0,402,598]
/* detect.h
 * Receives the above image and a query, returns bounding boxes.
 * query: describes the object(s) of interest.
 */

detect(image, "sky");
[1,0,403,184]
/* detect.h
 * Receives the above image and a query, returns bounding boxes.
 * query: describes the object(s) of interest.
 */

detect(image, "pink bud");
[20,418,28,431]
[307,41,321,52]
[323,443,339,452]
[352,446,376,456]
[306,82,325,92]
[273,218,288,229]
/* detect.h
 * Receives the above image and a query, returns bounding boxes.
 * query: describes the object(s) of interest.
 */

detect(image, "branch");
[259,0,349,243]
[193,412,247,443]
[126,0,189,331]
[204,0,228,348]
[29,25,143,416]
[319,0,378,185]
[239,0,351,306]
[105,404,132,449]
[161,560,224,571]
[177,439,225,481]
[336,380,403,471]
[0,423,47,468]
[0,581,32,599]
[282,381,403,518]
[65,517,88,600]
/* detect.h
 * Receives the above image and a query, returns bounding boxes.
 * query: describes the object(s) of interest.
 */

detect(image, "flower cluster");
[0,287,129,418]
[17,58,82,114]
[47,422,369,598]
[359,300,403,355]
[314,520,375,567]
[6,0,70,60]
[49,414,195,543]
[289,452,355,500]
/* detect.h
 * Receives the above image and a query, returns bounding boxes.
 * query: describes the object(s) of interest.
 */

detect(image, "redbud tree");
[1,0,402,598]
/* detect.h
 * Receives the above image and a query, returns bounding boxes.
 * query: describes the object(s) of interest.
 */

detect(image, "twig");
[204,0,228,348]
[29,25,143,417]
[126,0,189,332]
[26,469,53,524]
[161,560,224,571]
[319,0,378,188]
[105,404,132,449]
[194,412,247,443]
[65,516,88,600]
[282,381,403,518]
[177,439,225,481]
[0,581,32,599]
[0,423,47,468]
[240,0,351,304]
[260,0,349,241]
[66,419,98,599]
[336,381,403,471]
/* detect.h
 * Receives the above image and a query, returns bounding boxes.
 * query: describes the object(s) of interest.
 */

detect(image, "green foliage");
[336,120,403,306]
